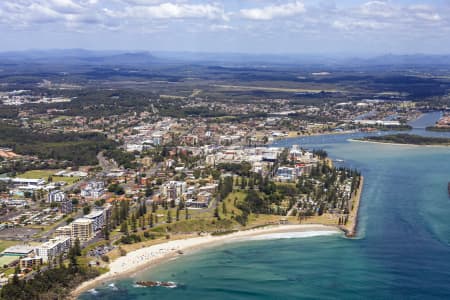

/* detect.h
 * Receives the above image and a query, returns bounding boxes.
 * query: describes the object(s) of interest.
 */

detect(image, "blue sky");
[0,0,449,55]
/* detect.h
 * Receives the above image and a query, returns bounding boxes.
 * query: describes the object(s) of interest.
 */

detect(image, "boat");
[136,281,177,288]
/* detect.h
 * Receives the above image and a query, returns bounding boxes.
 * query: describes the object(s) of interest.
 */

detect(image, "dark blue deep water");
[80,112,450,299]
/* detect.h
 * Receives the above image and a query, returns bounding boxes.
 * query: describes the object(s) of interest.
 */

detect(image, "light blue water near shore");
[80,112,450,300]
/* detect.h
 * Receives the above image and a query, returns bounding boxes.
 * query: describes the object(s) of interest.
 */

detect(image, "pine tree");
[149,213,154,228]
[74,238,81,256]
[120,221,128,234]
[12,266,20,285]
[104,224,110,240]
[222,202,227,215]
[131,213,137,232]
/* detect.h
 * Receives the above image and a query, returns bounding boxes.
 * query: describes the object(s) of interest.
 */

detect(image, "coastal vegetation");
[360,134,450,145]
[425,126,450,132]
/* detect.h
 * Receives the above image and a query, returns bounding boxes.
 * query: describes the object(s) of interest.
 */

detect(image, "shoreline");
[275,130,358,141]
[349,139,450,148]
[71,224,340,298]
[341,176,364,237]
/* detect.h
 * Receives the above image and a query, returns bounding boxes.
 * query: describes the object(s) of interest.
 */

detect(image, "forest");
[0,122,117,165]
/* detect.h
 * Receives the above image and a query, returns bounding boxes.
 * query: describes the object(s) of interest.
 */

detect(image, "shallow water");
[80,113,450,300]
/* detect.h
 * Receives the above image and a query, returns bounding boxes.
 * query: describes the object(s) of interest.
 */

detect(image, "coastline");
[349,139,450,148]
[275,130,358,141]
[341,176,364,237]
[71,224,340,298]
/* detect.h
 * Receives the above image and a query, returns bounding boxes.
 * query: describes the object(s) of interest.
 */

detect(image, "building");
[0,178,46,187]
[71,218,94,242]
[19,257,43,270]
[81,181,105,199]
[199,184,218,194]
[275,167,299,182]
[85,210,105,231]
[60,199,73,214]
[48,190,66,203]
[187,191,212,208]
[1,245,34,257]
[161,181,187,201]
[55,225,72,238]
[34,236,71,262]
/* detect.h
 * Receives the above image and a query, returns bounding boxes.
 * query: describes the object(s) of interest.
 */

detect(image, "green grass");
[0,256,20,267]
[17,169,81,185]
[51,176,81,185]
[0,240,20,253]
[19,170,58,179]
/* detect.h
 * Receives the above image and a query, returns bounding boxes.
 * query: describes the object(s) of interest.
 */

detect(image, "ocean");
[80,112,450,300]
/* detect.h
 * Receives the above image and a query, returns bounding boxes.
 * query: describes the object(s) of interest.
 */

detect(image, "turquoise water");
[81,113,450,299]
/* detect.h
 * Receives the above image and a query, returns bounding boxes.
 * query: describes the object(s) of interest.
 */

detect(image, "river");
[80,112,450,300]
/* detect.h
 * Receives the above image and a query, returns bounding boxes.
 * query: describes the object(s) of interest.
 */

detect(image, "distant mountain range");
[1,49,450,68]
[0,49,157,66]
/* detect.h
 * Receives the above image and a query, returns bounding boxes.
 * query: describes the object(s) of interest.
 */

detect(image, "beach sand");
[349,139,450,148]
[71,224,340,298]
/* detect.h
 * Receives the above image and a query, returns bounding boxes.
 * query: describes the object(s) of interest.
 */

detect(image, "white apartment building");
[85,209,105,231]
[34,236,71,262]
[71,218,94,242]
[48,190,66,203]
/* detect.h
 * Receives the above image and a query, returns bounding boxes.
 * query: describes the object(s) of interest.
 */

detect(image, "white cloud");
[359,1,396,18]
[209,24,233,31]
[120,2,227,20]
[240,1,305,20]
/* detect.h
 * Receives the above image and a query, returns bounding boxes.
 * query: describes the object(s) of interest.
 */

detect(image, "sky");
[0,0,450,55]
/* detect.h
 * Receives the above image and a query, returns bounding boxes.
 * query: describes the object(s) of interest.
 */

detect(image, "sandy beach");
[71,224,340,298]
[349,139,450,148]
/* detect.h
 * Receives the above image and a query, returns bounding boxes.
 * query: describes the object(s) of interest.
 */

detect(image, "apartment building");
[71,218,94,242]
[34,236,71,262]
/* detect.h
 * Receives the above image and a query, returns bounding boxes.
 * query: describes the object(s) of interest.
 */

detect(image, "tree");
[120,221,128,234]
[131,213,137,232]
[214,207,220,220]
[104,224,110,240]
[74,238,81,256]
[140,216,145,230]
[167,210,172,223]
[12,265,20,285]
[222,202,228,215]
[176,207,180,221]
[185,207,189,220]
[149,213,154,228]
[83,205,91,215]
[145,186,153,197]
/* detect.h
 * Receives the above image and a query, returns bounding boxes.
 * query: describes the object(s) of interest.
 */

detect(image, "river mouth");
[80,112,450,300]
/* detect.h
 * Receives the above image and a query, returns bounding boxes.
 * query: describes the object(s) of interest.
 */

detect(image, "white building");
[85,209,105,231]
[71,218,94,242]
[81,181,105,199]
[34,236,71,262]
[161,181,187,201]
[48,190,66,203]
